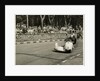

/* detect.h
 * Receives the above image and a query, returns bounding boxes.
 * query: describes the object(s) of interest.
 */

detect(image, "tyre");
[69,50,72,53]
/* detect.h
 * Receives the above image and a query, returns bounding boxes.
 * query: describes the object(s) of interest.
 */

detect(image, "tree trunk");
[20,23,21,28]
[48,15,55,27]
[68,17,71,26]
[40,15,45,30]
[26,15,28,28]
[64,15,67,27]
[32,18,34,26]
[41,19,43,29]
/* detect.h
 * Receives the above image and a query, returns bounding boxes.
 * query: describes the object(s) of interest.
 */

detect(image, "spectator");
[22,27,27,34]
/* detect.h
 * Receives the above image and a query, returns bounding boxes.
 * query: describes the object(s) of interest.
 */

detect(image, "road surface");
[16,39,83,65]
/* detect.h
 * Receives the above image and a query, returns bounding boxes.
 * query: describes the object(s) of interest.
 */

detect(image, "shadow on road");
[52,49,71,54]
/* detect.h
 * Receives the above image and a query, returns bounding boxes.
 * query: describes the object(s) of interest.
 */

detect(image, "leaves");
[16,15,83,29]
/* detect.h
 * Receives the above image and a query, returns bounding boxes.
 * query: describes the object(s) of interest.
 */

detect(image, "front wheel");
[69,50,72,53]
[65,49,72,53]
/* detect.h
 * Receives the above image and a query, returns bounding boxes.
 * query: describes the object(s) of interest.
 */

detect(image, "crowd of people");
[16,25,82,35]
[16,24,83,42]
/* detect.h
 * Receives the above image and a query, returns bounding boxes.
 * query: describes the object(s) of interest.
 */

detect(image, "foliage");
[16,15,83,29]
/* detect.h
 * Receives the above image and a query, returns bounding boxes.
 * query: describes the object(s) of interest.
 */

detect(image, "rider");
[64,38,74,53]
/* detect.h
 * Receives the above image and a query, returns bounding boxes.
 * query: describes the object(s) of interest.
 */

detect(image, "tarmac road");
[16,39,83,65]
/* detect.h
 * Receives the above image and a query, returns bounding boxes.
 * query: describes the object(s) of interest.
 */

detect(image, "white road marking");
[36,41,39,43]
[76,54,80,56]
[62,60,68,63]
[42,40,45,42]
[23,42,27,44]
[70,56,75,59]
[61,54,81,63]
[57,40,60,41]
[29,41,33,44]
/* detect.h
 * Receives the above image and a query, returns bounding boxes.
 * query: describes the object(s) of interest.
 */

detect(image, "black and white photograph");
[5,5,95,76]
[16,15,83,65]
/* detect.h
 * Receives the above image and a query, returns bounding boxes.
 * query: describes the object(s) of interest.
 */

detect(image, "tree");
[16,15,83,30]
[54,15,61,29]
[40,15,45,29]
[48,15,55,27]
[26,15,28,28]
[16,15,27,28]
[70,15,83,29]
[28,15,34,27]
[16,15,22,28]
[64,15,67,27]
